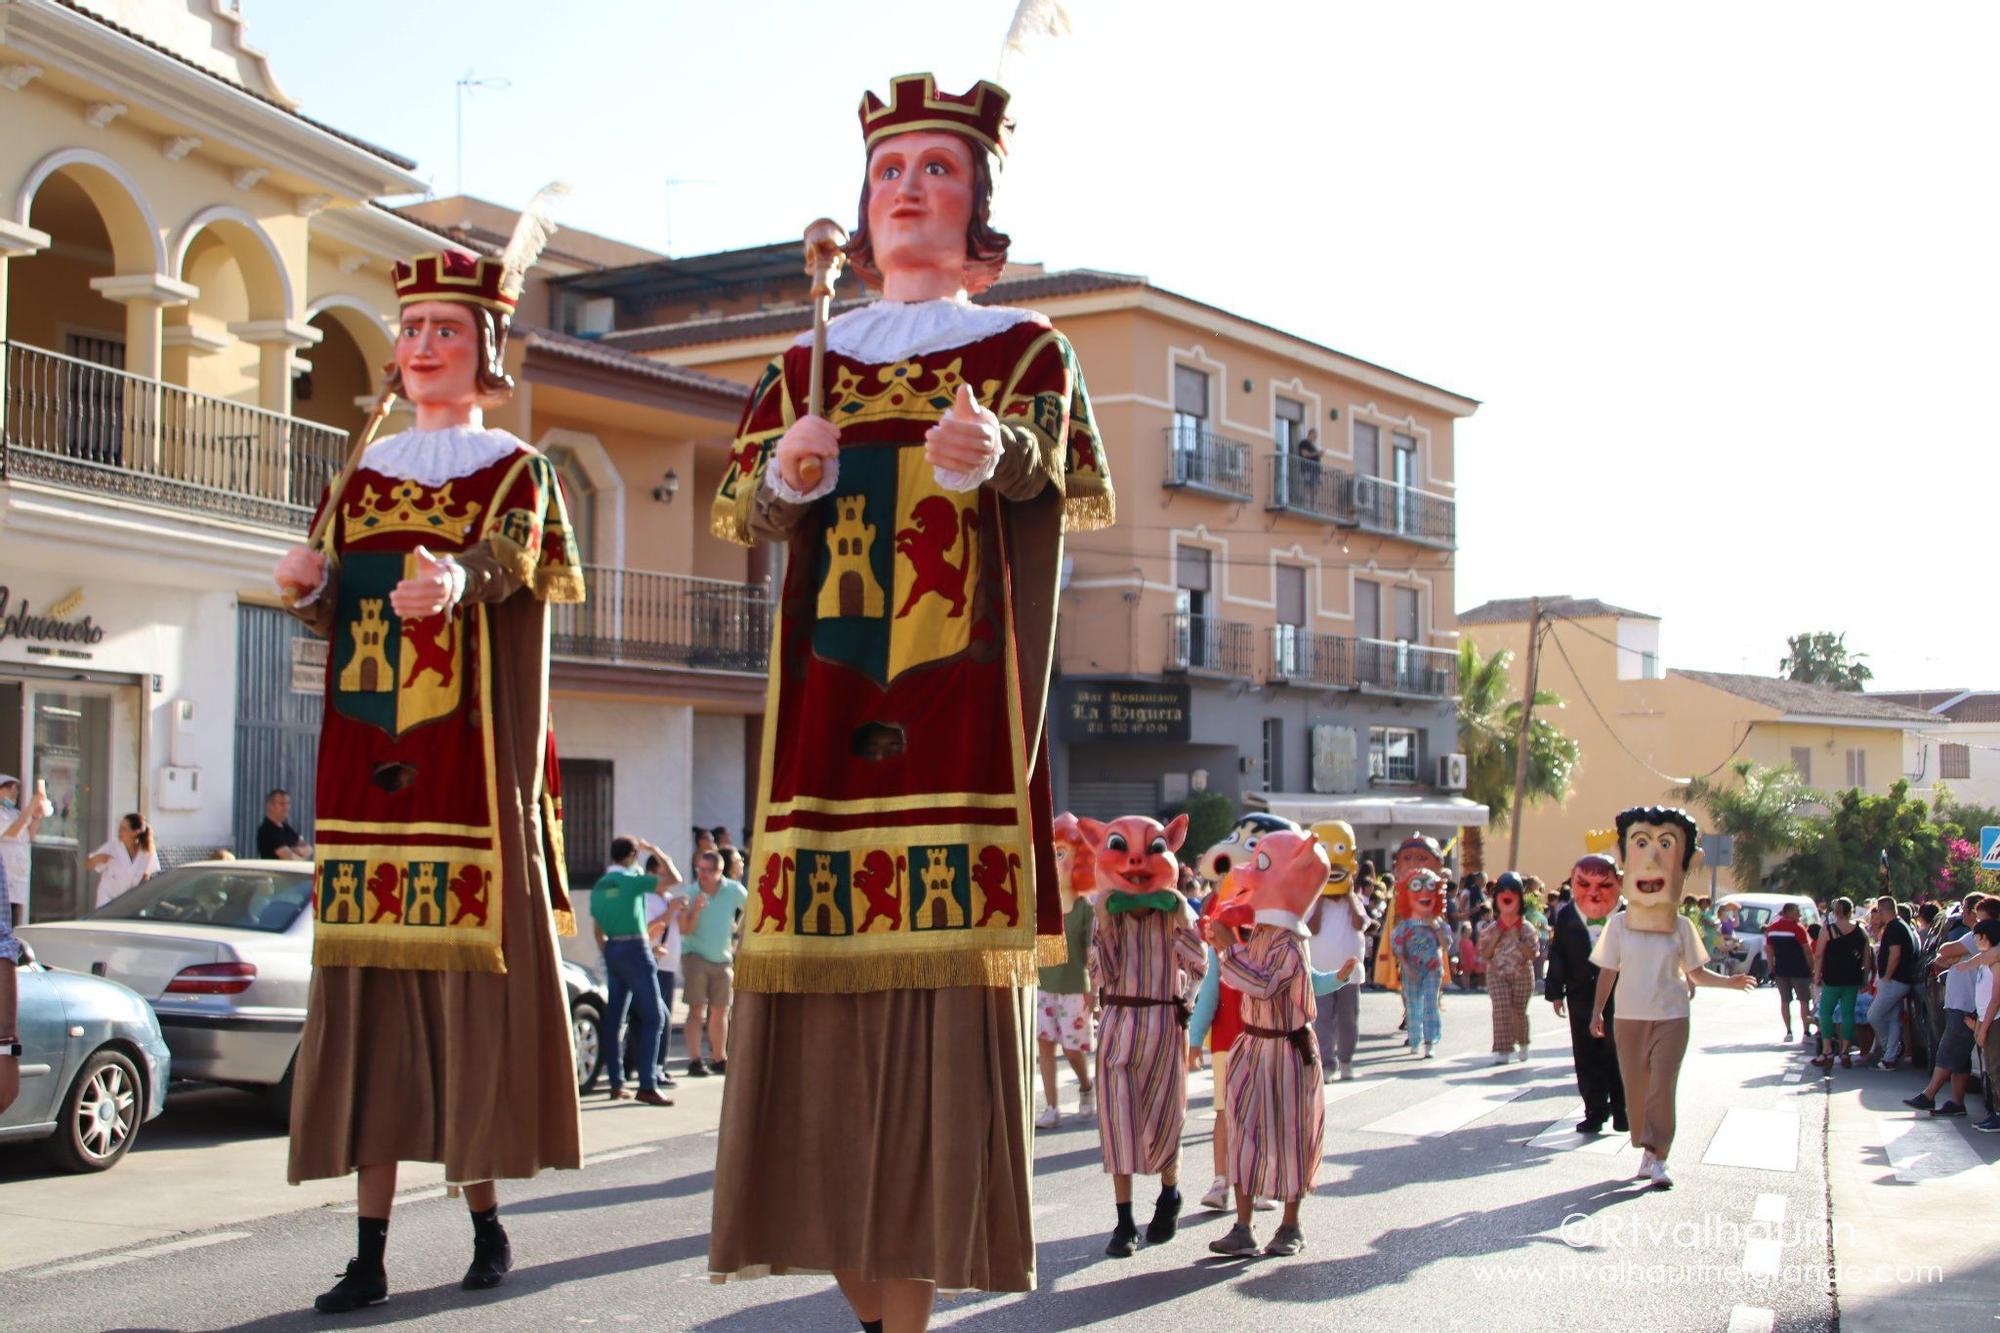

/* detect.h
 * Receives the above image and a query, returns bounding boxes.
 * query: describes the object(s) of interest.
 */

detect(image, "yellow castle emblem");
[819,495,886,620]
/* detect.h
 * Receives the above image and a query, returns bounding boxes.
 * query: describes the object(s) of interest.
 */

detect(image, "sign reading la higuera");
[1064,681,1191,743]
[0,586,106,654]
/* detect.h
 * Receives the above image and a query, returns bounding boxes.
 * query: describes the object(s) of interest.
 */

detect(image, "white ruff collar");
[796,297,1039,363]
[1254,908,1309,937]
[361,424,524,487]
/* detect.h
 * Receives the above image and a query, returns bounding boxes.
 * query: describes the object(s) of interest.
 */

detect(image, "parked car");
[0,947,171,1171]
[1716,893,1821,983]
[21,860,612,1120]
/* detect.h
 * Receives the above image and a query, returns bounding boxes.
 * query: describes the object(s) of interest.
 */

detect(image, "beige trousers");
[1613,1016,1690,1158]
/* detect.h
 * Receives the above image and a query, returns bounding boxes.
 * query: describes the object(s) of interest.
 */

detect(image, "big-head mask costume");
[1570,853,1622,927]
[1217,829,1331,936]
[1310,820,1360,899]
[1079,814,1189,913]
[1615,805,1701,933]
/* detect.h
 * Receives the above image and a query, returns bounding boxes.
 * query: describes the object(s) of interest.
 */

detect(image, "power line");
[1542,623,1757,788]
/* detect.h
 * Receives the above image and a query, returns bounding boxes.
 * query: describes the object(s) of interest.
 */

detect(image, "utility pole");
[1504,597,1544,870]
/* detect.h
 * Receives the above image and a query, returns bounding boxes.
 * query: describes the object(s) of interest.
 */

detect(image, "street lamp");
[454,70,511,196]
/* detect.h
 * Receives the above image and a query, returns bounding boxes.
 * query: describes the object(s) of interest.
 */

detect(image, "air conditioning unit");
[1438,753,1468,791]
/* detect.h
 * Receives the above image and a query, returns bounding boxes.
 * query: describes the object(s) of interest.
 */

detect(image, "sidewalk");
[1824,1061,2000,1330]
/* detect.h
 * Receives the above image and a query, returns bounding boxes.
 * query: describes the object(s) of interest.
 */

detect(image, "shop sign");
[0,586,105,659]
[1065,681,1190,743]
[291,637,329,694]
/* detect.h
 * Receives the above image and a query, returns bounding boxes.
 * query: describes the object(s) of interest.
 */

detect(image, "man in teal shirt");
[680,850,749,1077]
[590,836,680,1104]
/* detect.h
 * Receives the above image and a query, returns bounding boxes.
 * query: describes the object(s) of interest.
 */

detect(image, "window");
[1941,743,1970,780]
[1369,726,1420,783]
[1354,578,1381,640]
[1274,565,1307,627]
[1261,719,1283,791]
[1844,748,1867,789]
[1641,650,1659,680]
[544,445,595,564]
[1392,432,1417,533]
[1392,586,1420,644]
[1175,546,1213,669]
[1172,364,1210,461]
[1789,746,1812,783]
[1274,396,1307,452]
[1354,421,1380,476]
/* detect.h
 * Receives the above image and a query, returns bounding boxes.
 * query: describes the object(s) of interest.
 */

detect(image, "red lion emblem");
[448,865,489,927]
[894,495,978,619]
[854,850,904,933]
[755,854,792,933]
[402,613,455,688]
[365,864,402,923]
[971,845,1022,928]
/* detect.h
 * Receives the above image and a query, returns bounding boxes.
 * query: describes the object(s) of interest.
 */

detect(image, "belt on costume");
[1243,1022,1318,1065]
[1099,992,1191,1030]
[604,935,646,942]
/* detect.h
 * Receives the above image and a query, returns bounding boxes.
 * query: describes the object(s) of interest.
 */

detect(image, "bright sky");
[247,0,1997,691]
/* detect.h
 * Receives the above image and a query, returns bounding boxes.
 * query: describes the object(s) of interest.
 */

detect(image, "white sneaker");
[1200,1176,1231,1211]
[1337,1062,1353,1081]
[1491,1052,1510,1066]
[1513,1048,1528,1063]
[1635,1149,1655,1180]
[1077,1084,1096,1119]
[1035,1104,1060,1130]
[1422,1044,1436,1059]
[1252,1196,1277,1212]
[1648,1157,1673,1189]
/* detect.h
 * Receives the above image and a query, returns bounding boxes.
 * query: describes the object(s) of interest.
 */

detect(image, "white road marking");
[32,1230,252,1277]
[1525,1104,1633,1155]
[1741,1191,1786,1278]
[583,1146,660,1167]
[1360,1077,1558,1138]
[1878,1118,1985,1182]
[1752,1192,1786,1224]
[1726,1306,1775,1333]
[1700,1108,1800,1172]
[336,1186,447,1214]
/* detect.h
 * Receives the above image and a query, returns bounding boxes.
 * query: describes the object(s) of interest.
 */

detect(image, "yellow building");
[0,1,765,920]
[1456,596,1936,891]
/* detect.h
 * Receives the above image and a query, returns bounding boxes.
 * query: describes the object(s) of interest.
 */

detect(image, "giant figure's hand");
[390,546,457,619]
[773,416,840,494]
[924,385,1001,475]
[275,546,328,603]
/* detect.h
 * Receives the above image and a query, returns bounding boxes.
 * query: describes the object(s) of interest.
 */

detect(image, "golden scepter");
[796,218,848,487]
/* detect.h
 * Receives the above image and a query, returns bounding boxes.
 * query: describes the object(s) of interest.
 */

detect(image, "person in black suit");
[1545,854,1627,1134]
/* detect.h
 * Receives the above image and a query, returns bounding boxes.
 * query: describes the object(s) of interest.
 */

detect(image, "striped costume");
[1219,928,1325,1203]
[1089,900,1205,1175]
[1480,920,1538,1053]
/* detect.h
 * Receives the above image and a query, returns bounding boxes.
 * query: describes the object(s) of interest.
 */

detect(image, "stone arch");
[169,205,291,322]
[295,297,393,436]
[13,147,166,274]
[537,427,624,569]
[303,294,395,374]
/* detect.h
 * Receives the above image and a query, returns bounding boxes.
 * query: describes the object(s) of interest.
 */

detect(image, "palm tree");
[1779,631,1873,691]
[1457,639,1580,868]
[1675,759,1815,894]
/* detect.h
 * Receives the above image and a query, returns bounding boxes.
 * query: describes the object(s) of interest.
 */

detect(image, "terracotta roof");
[600,270,1147,353]
[1457,596,1658,626]
[1941,693,2000,723]
[1673,671,1937,724]
[517,329,749,406]
[52,0,418,170]
[1870,689,1969,712]
[382,204,497,256]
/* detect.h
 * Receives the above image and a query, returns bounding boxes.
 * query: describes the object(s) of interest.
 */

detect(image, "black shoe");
[1611,1114,1629,1133]
[657,1073,679,1089]
[1576,1119,1605,1135]
[1903,1092,1935,1112]
[314,1260,387,1314]
[712,1058,728,1075]
[1105,1223,1139,1258]
[1145,1190,1183,1244]
[686,1059,711,1078]
[1931,1101,1967,1118]
[462,1228,512,1291]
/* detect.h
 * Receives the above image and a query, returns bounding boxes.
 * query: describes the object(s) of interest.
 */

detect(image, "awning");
[1244,791,1491,831]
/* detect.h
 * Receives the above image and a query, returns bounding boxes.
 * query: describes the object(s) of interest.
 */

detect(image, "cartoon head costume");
[1309,819,1360,899]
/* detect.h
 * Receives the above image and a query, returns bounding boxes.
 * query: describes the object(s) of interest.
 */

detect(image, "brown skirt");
[286,864,582,1185]
[708,986,1036,1292]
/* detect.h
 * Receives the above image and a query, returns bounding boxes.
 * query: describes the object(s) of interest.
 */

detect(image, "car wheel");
[44,1048,144,1173]
[573,997,604,1093]
[262,1056,297,1127]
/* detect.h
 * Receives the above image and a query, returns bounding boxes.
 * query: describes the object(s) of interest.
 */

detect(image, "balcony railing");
[551,566,771,673]
[1163,611,1253,677]
[1340,471,1456,548]
[1162,423,1253,501]
[1268,627,1459,698]
[1,340,346,528]
[1266,454,1345,522]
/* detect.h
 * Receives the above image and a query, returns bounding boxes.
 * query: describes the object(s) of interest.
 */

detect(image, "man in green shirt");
[590,836,681,1105]
[679,851,749,1077]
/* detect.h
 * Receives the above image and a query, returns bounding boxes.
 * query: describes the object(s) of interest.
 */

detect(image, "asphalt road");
[0,985,1845,1331]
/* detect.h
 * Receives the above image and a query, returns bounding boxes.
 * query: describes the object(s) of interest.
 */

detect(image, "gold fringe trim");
[538,566,586,605]
[735,947,1046,995]
[1036,932,1069,967]
[710,497,750,547]
[1062,488,1116,534]
[312,936,508,974]
[552,908,577,938]
[489,533,537,587]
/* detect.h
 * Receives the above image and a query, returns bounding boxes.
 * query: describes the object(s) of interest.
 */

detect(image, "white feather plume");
[498,180,570,300]
[998,0,1071,81]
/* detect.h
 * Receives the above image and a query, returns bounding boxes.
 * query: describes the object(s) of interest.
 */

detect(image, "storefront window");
[29,691,112,923]
[1368,725,1420,784]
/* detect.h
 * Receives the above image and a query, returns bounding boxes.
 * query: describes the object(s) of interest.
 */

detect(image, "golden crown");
[342,480,483,545]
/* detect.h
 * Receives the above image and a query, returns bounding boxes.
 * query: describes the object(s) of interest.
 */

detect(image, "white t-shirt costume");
[93,839,160,908]
[1589,914,1709,1021]
[1310,897,1364,975]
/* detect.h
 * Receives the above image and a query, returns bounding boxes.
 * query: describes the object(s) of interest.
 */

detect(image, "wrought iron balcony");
[1267,625,1352,687]
[1265,454,1346,523]
[1,340,346,528]
[1339,471,1456,548]
[1353,636,1459,698]
[1162,423,1253,501]
[552,566,771,673]
[1163,611,1253,678]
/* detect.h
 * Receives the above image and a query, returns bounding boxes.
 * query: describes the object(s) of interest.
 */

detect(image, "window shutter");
[1354,421,1380,475]
[1275,565,1307,626]
[1174,365,1210,418]
[1392,587,1420,642]
[1789,746,1812,784]
[1176,545,1211,593]
[1354,579,1381,640]
[1942,743,1970,780]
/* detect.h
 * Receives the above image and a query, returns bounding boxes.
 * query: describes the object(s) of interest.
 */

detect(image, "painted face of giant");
[1196,813,1297,900]
[866,130,978,286]
[1392,835,1444,888]
[1310,820,1359,898]
[1217,829,1331,933]
[1571,855,1622,922]
[1050,811,1095,912]
[1619,816,1696,933]
[394,300,482,411]
[1079,814,1188,898]
[1397,869,1446,922]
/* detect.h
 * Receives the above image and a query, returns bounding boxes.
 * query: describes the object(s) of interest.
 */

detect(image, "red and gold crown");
[859,73,1013,162]
[392,250,518,315]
